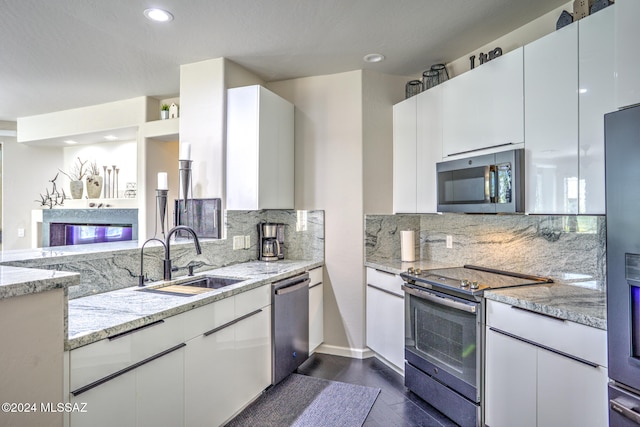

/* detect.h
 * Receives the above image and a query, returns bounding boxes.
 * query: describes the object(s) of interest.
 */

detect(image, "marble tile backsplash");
[9,210,324,299]
[365,213,606,289]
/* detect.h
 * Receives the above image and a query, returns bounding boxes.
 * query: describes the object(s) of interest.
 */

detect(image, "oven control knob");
[415,268,422,275]
[407,267,415,274]
[470,281,479,289]
[461,279,470,287]
[433,367,439,375]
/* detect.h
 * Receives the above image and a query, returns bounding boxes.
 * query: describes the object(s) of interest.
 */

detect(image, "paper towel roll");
[401,230,415,262]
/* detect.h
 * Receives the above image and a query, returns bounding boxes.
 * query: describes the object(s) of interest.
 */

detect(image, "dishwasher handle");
[273,273,310,295]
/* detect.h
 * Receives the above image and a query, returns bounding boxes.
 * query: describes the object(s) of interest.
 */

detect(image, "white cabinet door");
[366,282,404,371]
[525,24,578,214]
[579,7,615,215]
[234,306,272,410]
[485,328,537,427]
[227,85,294,210]
[537,348,608,427]
[416,85,443,213]
[393,96,417,213]
[184,321,236,427]
[442,48,524,157]
[309,283,324,353]
[136,346,185,427]
[70,370,136,427]
[615,0,640,109]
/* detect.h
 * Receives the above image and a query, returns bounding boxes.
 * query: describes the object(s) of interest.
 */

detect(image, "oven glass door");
[405,285,479,400]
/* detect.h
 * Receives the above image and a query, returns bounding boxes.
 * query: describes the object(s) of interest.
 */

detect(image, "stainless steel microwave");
[436,149,524,213]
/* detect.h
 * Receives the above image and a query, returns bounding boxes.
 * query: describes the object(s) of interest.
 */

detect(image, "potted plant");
[160,103,170,120]
[85,161,103,199]
[59,157,88,199]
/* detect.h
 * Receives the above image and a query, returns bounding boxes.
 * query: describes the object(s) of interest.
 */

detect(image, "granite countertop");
[365,257,606,330]
[67,259,322,350]
[484,282,606,330]
[0,265,80,300]
[364,257,454,275]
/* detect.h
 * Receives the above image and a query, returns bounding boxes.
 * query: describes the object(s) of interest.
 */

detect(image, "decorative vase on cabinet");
[69,180,83,199]
[86,175,103,199]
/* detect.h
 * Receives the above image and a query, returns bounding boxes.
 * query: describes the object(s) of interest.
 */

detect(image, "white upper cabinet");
[227,85,294,210]
[416,85,443,213]
[525,24,579,214]
[393,96,418,213]
[579,6,615,214]
[393,87,442,214]
[442,47,524,157]
[615,0,640,109]
[525,9,614,215]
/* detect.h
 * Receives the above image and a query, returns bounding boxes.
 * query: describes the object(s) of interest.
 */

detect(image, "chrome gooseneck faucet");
[139,238,167,286]
[164,225,202,281]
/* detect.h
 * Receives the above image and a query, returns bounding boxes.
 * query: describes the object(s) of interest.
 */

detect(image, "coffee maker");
[258,222,285,261]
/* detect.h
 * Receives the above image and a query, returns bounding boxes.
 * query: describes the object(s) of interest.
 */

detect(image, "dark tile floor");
[297,353,457,427]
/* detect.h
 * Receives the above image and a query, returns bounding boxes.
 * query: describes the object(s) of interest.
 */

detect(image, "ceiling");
[1,0,569,122]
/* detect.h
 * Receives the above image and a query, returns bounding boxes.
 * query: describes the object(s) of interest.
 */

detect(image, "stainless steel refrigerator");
[605,104,640,426]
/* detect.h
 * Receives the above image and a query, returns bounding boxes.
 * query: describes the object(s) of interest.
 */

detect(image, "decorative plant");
[161,104,170,111]
[36,173,66,208]
[87,161,100,177]
[59,157,88,181]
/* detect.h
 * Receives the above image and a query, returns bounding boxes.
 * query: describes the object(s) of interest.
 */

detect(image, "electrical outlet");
[17,228,25,238]
[446,235,453,249]
[244,235,251,249]
[233,236,244,250]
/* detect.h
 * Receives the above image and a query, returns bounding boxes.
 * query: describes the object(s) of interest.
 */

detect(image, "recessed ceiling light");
[104,135,119,141]
[64,140,78,145]
[144,8,174,22]
[363,53,385,63]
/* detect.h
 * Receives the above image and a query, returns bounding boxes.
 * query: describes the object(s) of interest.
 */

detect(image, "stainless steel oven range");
[401,265,552,427]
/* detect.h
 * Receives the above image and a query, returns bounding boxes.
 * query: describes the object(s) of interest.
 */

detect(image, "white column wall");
[269,71,367,354]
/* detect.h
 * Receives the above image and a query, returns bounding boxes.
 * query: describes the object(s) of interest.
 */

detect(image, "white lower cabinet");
[70,366,136,427]
[185,286,271,427]
[70,344,185,427]
[365,268,404,371]
[485,300,608,427]
[70,285,272,427]
[485,329,537,427]
[308,267,324,353]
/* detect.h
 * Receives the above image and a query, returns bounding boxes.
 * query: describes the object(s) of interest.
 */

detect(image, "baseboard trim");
[312,344,374,359]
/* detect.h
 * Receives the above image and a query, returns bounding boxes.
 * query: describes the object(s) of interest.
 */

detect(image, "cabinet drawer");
[486,299,606,367]
[309,267,323,287]
[70,314,183,390]
[366,267,403,297]
[235,284,270,316]
[182,296,235,341]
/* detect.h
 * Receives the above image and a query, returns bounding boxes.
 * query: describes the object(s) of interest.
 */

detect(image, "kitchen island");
[0,266,80,427]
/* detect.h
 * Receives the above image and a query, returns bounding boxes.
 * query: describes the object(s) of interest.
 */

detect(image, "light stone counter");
[485,282,606,330]
[67,259,322,350]
[0,265,80,300]
[365,257,606,330]
[364,257,455,275]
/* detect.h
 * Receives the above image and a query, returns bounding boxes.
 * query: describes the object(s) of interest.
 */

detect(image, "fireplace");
[41,209,138,247]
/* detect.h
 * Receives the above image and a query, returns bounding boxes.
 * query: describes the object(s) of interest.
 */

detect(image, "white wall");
[362,70,407,215]
[180,59,226,201]
[447,2,573,78]
[269,71,368,354]
[3,136,63,250]
[179,58,263,206]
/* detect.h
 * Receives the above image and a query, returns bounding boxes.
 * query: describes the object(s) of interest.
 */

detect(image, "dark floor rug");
[226,373,381,427]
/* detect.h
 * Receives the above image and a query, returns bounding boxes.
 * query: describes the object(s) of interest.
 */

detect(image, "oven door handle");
[402,284,477,314]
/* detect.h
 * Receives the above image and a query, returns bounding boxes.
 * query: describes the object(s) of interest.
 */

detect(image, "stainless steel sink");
[180,276,244,289]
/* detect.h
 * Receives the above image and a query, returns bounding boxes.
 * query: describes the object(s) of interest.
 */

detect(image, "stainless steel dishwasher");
[272,272,310,385]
